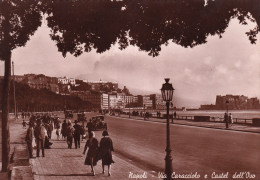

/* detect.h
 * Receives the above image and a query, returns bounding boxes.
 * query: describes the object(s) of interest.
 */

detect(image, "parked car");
[91,115,107,130]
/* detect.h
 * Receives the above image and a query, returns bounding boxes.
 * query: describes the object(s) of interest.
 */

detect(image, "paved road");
[104,115,260,179]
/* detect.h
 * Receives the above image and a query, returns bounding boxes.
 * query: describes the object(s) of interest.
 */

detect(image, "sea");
[163,110,260,119]
[135,109,260,120]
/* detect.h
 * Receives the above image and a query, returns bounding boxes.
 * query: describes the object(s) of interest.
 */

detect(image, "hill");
[0,80,94,112]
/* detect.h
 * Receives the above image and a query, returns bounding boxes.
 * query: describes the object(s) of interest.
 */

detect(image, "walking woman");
[66,122,74,149]
[83,131,99,175]
[99,130,114,176]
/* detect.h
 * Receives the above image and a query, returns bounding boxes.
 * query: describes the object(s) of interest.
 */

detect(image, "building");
[150,94,165,109]
[200,104,216,110]
[49,84,59,94]
[202,94,260,110]
[143,95,153,109]
[122,86,131,95]
[109,94,118,109]
[58,77,76,85]
[71,91,101,109]
[13,75,25,82]
[123,95,135,105]
[23,74,59,94]
[101,94,109,110]
[83,80,118,91]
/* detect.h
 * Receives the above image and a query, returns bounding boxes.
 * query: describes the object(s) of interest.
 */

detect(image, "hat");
[102,130,109,136]
[36,119,42,124]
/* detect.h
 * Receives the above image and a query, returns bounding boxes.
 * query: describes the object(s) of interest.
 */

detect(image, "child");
[22,120,27,129]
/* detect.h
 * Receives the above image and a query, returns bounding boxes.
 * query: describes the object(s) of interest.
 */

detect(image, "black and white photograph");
[0,0,260,179]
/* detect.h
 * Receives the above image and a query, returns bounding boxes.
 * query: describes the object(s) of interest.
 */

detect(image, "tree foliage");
[0,0,42,60]
[43,0,260,57]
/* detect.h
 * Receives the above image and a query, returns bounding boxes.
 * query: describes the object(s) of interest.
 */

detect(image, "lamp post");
[12,61,17,120]
[225,100,229,128]
[161,78,174,179]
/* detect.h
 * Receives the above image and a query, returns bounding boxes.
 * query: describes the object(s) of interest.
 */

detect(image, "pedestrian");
[61,120,68,139]
[81,125,86,141]
[34,119,46,157]
[224,112,229,128]
[22,120,27,129]
[56,122,61,140]
[25,122,34,158]
[44,122,53,139]
[44,135,53,149]
[44,127,53,149]
[86,119,93,137]
[73,120,81,149]
[66,122,74,149]
[83,131,99,176]
[172,111,177,123]
[229,113,233,124]
[99,130,114,176]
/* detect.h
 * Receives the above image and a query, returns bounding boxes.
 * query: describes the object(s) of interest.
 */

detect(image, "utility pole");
[12,61,17,120]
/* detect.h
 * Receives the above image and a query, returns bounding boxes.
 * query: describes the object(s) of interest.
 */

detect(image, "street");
[100,114,260,178]
[2,112,260,179]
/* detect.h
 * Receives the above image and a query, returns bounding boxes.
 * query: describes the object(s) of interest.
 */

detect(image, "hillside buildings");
[5,74,166,111]
[4,74,258,111]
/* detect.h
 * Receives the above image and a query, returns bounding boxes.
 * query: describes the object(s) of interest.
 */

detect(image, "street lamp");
[12,61,17,120]
[161,78,174,179]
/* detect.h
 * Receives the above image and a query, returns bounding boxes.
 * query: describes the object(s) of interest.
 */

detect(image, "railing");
[174,115,253,125]
[120,111,259,126]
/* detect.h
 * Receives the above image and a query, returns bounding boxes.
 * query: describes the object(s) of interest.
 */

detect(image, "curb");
[10,143,34,179]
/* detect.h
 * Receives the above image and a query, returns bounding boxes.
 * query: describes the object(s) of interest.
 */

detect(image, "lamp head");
[161,78,174,102]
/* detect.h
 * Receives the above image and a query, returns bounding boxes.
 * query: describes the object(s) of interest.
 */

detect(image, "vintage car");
[90,115,107,130]
[65,110,73,119]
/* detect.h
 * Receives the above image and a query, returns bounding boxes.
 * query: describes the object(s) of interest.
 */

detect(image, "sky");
[1,17,260,108]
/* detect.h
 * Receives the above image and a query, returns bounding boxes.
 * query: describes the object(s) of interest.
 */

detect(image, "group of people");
[83,130,114,176]
[60,119,85,149]
[224,112,233,128]
[25,118,51,158]
[24,113,114,176]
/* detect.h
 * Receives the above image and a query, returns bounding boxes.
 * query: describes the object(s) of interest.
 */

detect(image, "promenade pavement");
[119,114,260,133]
[30,130,157,180]
[0,117,31,180]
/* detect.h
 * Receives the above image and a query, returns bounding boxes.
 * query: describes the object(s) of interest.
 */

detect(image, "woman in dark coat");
[100,130,114,176]
[61,120,68,139]
[83,131,99,175]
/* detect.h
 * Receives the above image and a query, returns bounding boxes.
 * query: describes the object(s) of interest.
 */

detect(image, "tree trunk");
[1,50,11,172]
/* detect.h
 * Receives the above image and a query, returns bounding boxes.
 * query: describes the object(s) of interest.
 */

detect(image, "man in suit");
[34,119,46,157]
[26,122,34,158]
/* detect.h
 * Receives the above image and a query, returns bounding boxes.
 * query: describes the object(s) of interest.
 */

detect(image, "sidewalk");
[0,118,31,180]
[30,130,157,180]
[119,114,260,133]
